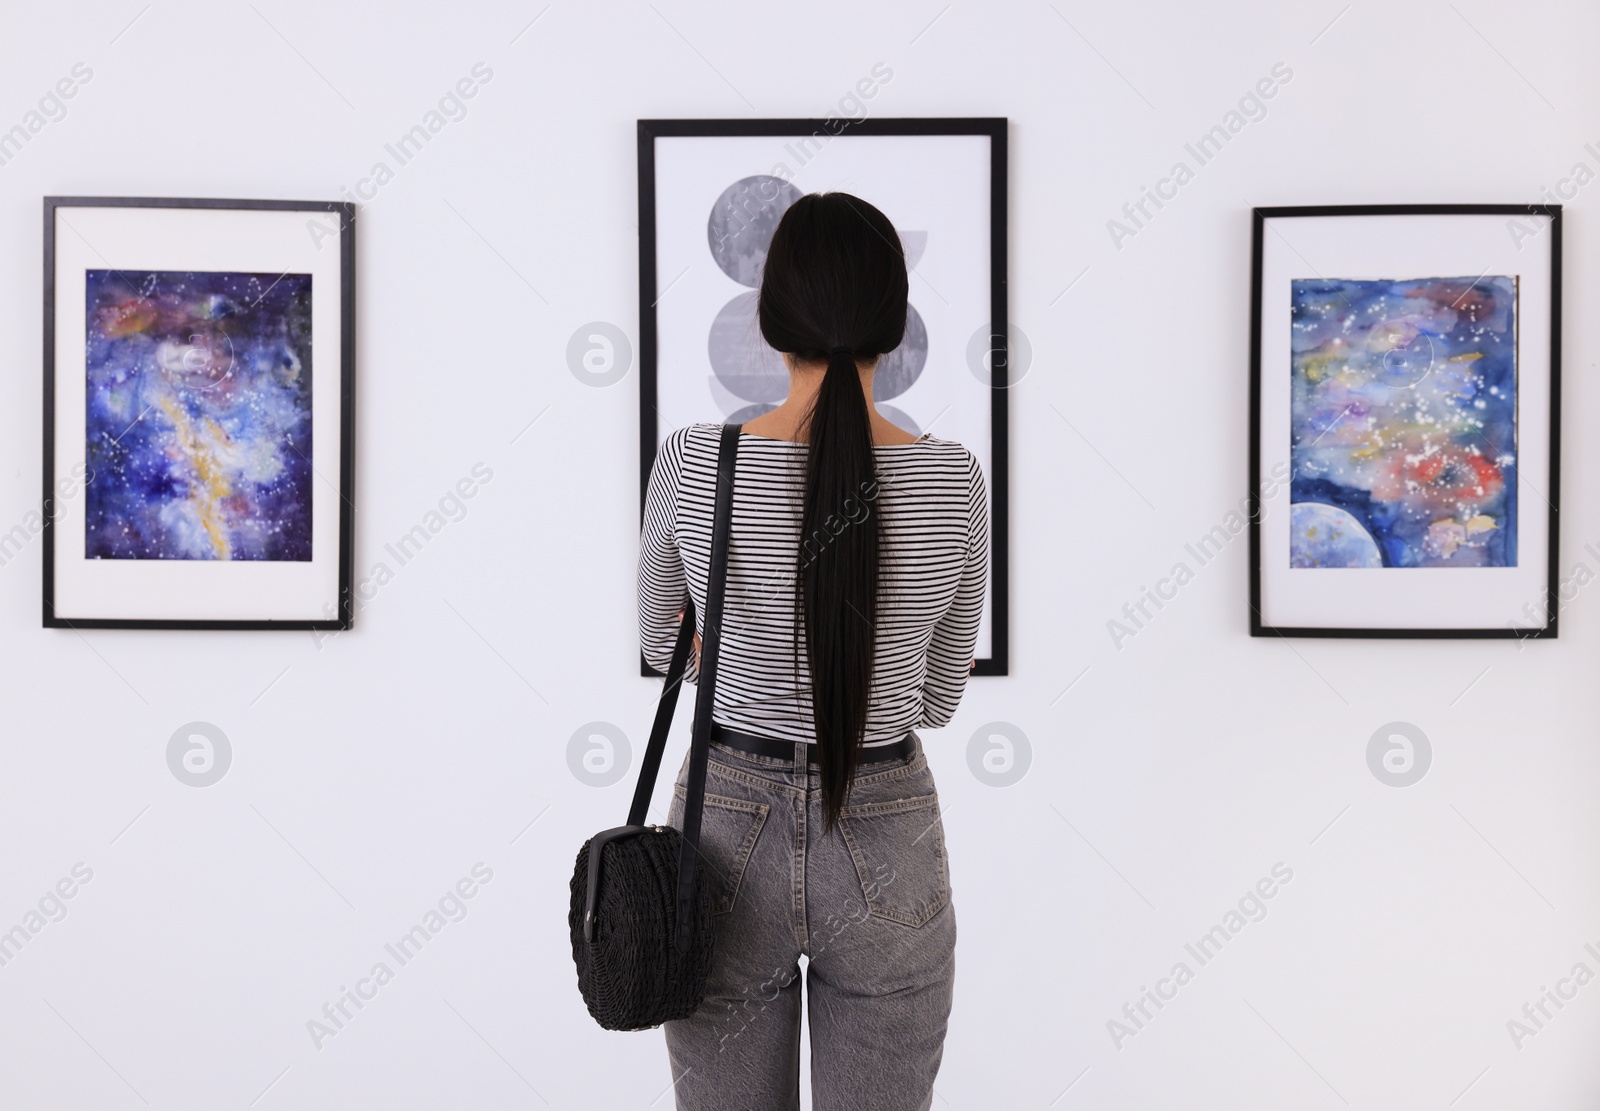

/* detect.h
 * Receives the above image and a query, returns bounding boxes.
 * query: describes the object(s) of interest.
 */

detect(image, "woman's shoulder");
[907,432,971,453]
[658,422,725,458]
[653,423,730,488]
[892,434,982,474]
[664,423,980,482]
[876,435,985,518]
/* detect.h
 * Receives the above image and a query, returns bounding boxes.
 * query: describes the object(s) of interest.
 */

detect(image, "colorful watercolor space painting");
[84,269,314,561]
[1288,275,1518,570]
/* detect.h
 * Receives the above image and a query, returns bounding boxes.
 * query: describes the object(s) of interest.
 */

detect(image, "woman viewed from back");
[639,192,989,1111]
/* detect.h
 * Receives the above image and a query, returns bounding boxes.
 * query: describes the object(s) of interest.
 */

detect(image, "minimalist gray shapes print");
[707,175,803,287]
[877,404,919,435]
[708,291,789,402]
[728,401,779,423]
[873,302,928,402]
[900,229,928,270]
[705,177,929,428]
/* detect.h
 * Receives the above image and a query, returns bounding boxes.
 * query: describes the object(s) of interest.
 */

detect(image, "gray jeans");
[664,735,956,1111]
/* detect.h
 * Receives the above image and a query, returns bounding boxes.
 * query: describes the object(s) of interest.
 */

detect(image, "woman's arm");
[918,451,990,728]
[638,427,699,681]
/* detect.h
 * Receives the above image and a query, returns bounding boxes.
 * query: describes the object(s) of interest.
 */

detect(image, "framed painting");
[638,117,1009,674]
[1250,204,1561,637]
[42,196,356,629]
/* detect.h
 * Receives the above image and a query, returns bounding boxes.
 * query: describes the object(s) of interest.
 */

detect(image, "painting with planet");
[84,269,314,562]
[1288,275,1517,570]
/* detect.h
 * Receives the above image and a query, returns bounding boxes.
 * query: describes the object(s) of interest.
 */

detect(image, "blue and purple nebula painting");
[1289,275,1517,569]
[85,269,313,561]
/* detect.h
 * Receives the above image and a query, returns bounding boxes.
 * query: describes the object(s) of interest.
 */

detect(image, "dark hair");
[757,192,908,830]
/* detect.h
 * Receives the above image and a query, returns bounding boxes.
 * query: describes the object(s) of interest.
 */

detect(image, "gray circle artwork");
[705,177,927,424]
[966,322,1033,387]
[707,176,803,287]
[966,721,1031,787]
[1366,721,1431,787]
[568,721,631,787]
[710,295,928,413]
[728,402,779,423]
[166,721,232,787]
[878,404,919,435]
[708,292,789,402]
[566,321,632,388]
[873,303,928,402]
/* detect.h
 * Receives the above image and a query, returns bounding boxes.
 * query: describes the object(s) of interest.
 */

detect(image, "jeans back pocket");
[839,793,951,928]
[670,785,769,916]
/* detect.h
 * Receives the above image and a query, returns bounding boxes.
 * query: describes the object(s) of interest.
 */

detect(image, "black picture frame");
[1248,203,1561,639]
[636,117,1009,675]
[42,196,357,631]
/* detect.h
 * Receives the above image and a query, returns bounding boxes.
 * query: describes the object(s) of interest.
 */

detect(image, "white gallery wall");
[2,1,1598,1107]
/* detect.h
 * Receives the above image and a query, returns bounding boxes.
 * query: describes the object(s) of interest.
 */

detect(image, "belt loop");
[794,739,807,778]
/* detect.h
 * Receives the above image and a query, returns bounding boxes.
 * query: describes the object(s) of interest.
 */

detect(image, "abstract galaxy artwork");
[1251,205,1561,638]
[1288,275,1517,570]
[45,197,355,629]
[85,269,314,562]
[640,119,1009,671]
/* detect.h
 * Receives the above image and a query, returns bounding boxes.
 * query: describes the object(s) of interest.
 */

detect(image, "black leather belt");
[710,723,917,765]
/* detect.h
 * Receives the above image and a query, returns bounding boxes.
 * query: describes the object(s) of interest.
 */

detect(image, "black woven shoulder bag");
[568,422,741,1030]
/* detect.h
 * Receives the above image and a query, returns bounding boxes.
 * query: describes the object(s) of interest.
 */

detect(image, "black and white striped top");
[639,424,989,746]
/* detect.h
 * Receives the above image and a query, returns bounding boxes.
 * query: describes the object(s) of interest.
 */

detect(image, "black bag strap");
[624,423,741,955]
[674,422,740,951]
[624,595,695,827]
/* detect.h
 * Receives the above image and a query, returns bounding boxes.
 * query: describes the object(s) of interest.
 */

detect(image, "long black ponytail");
[757,193,909,830]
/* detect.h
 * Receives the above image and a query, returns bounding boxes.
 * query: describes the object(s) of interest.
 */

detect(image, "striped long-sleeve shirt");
[639,424,989,746]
